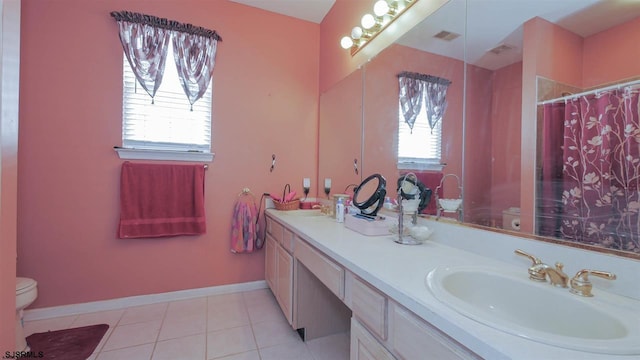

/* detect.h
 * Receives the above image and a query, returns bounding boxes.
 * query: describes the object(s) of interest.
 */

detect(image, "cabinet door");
[265,235,276,292]
[351,318,395,360]
[276,244,294,325]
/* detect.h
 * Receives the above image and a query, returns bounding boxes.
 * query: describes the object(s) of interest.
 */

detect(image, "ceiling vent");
[433,30,461,41]
[489,44,515,55]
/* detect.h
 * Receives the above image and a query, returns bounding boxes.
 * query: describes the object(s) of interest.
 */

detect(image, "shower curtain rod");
[538,78,640,105]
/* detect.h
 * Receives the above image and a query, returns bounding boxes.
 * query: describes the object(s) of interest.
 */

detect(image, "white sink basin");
[426,266,640,354]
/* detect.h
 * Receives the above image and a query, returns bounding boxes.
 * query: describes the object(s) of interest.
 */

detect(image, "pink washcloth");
[230,196,258,253]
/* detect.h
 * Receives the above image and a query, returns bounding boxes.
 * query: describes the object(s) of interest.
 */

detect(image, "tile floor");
[23,288,350,360]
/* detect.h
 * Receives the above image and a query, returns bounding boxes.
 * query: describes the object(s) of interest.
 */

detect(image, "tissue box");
[344,214,393,236]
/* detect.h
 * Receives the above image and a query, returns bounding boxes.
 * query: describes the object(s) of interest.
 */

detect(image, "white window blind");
[122,46,212,153]
[397,104,442,168]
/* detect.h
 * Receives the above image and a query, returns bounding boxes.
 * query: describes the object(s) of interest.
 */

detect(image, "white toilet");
[15,277,37,351]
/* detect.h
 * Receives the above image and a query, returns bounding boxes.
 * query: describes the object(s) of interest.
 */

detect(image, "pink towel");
[230,196,258,253]
[118,161,206,238]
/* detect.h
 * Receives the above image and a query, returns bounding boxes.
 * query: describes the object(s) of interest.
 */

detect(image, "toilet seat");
[16,277,37,295]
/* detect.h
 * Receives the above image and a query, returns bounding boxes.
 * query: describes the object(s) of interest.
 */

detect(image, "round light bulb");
[340,36,354,49]
[351,26,363,40]
[361,14,376,30]
[373,0,390,16]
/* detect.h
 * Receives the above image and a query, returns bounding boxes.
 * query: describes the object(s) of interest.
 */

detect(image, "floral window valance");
[111,11,222,109]
[398,71,451,132]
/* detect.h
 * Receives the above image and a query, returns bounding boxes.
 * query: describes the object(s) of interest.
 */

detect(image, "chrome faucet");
[514,249,568,287]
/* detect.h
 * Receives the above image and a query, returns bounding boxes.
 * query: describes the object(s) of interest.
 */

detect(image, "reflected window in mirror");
[397,106,442,171]
[397,72,450,171]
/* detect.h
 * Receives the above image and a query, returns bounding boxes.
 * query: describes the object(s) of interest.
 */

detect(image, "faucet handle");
[514,249,546,282]
[514,249,542,264]
[570,269,617,297]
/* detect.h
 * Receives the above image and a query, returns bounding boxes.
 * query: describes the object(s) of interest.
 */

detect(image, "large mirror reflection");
[318,0,640,259]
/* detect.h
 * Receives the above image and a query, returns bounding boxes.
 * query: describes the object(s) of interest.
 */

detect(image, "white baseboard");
[24,280,268,322]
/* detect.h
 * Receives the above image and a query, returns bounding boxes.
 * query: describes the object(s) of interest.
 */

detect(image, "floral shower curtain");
[540,86,640,253]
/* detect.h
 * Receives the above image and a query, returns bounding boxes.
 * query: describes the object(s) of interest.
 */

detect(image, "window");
[397,103,443,171]
[118,45,213,162]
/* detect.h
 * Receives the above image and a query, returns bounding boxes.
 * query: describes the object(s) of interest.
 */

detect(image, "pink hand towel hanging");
[118,161,206,238]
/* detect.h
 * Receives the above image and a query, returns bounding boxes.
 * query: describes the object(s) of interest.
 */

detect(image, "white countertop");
[266,209,640,360]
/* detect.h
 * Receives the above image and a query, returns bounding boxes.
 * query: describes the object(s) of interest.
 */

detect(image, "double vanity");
[264,209,640,359]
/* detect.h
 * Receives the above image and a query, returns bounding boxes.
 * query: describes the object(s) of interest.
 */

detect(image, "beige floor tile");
[245,297,284,324]
[208,292,245,307]
[158,312,207,341]
[119,302,168,325]
[242,289,276,307]
[306,332,350,360]
[208,301,250,331]
[23,315,78,336]
[165,297,207,320]
[96,343,154,360]
[251,318,302,349]
[213,350,260,360]
[71,309,124,328]
[206,325,256,359]
[102,320,162,351]
[152,333,206,360]
[258,341,315,360]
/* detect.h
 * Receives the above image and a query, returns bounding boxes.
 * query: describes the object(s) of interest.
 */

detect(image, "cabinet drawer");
[282,227,295,253]
[389,303,479,360]
[295,238,344,299]
[267,217,284,244]
[352,276,387,341]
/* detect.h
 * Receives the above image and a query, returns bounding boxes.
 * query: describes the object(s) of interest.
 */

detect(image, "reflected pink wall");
[464,65,493,223]
[18,0,319,308]
[583,17,640,87]
[362,44,465,200]
[320,0,370,93]
[490,62,522,224]
[318,68,363,197]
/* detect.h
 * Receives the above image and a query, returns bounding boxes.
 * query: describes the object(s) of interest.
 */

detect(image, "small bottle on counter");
[383,197,393,209]
[336,197,345,223]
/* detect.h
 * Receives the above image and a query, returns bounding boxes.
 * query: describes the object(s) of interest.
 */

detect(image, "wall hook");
[270,154,276,172]
[354,158,359,175]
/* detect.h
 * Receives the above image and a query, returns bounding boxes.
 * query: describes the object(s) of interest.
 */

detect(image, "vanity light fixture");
[340,0,418,55]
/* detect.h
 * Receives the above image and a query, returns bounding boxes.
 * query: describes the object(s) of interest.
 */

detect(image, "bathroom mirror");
[319,0,640,259]
[318,67,363,197]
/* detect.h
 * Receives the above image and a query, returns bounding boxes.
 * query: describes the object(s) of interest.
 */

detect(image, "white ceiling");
[230,0,640,70]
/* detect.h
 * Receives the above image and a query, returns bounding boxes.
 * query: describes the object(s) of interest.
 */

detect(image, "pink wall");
[583,17,640,87]
[361,44,465,201]
[18,0,319,308]
[0,0,20,349]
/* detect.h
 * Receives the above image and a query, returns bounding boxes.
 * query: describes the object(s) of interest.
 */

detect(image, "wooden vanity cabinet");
[265,216,293,325]
[265,213,480,359]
